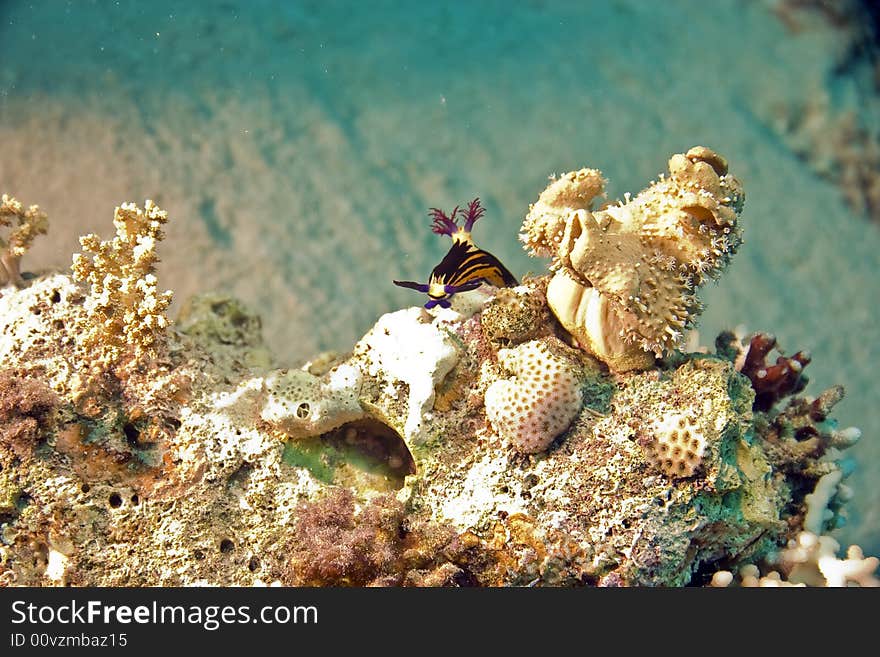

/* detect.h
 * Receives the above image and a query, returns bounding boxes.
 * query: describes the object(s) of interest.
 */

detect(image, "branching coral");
[484,337,586,454]
[0,194,48,288]
[711,532,879,588]
[738,332,811,411]
[71,201,173,372]
[714,328,861,544]
[716,329,859,473]
[521,147,745,371]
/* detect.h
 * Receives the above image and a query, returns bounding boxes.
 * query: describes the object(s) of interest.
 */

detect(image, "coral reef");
[521,146,745,371]
[0,194,48,288]
[771,2,880,223]
[777,98,880,224]
[0,150,872,586]
[0,268,868,587]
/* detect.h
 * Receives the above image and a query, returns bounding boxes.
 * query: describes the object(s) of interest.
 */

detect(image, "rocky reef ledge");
[0,150,875,586]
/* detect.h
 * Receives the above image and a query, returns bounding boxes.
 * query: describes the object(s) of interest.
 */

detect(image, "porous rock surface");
[0,272,852,586]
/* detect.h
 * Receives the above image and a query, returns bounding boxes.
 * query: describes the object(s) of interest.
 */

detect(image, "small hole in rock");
[194,550,205,560]
[108,493,123,508]
[131,495,140,505]
[220,539,234,554]
[49,290,61,304]
[295,402,310,419]
[81,484,90,493]
[15,492,32,510]
[123,423,140,447]
[248,557,260,572]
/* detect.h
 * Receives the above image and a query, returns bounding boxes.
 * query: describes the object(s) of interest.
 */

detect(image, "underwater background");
[1,0,878,556]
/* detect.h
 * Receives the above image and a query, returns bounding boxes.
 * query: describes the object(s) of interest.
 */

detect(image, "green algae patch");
[282,419,415,492]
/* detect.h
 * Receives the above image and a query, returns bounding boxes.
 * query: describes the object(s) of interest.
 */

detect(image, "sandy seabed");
[1,0,879,555]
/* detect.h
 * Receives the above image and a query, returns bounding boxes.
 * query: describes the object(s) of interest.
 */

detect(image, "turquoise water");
[2,1,878,557]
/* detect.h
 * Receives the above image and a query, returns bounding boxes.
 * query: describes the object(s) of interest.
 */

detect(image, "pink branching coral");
[739,332,811,411]
[71,200,173,373]
[0,194,49,288]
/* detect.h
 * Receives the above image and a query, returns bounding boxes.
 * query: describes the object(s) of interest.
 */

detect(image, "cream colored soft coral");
[522,147,745,372]
[484,337,583,454]
[71,200,173,371]
[0,193,49,287]
[520,168,607,259]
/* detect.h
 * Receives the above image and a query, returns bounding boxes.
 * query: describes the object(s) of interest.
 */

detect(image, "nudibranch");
[394,198,518,309]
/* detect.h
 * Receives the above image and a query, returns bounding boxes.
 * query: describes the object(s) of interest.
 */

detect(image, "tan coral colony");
[521,146,745,371]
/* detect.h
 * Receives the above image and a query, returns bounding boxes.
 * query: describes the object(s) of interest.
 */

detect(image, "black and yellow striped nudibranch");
[394,198,518,309]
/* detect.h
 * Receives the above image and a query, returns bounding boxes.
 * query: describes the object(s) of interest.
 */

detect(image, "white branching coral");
[71,200,173,370]
[0,193,49,287]
[521,147,745,372]
[485,337,584,454]
[711,532,880,588]
[780,532,880,587]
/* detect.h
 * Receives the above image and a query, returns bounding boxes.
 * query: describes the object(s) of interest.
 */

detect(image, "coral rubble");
[0,160,873,587]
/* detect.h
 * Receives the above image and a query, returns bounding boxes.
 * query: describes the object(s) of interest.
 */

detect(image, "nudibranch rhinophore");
[394,198,518,309]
